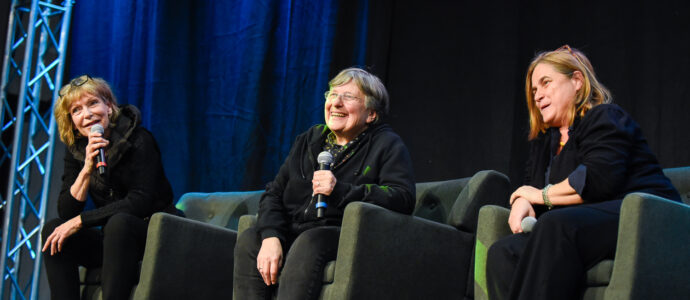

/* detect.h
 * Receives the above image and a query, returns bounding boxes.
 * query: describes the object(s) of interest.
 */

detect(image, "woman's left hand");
[510,185,542,206]
[312,170,337,196]
[508,197,536,233]
[42,215,82,255]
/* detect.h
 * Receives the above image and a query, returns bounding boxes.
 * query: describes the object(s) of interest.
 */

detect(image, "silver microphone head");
[317,151,334,165]
[521,216,537,233]
[90,124,104,134]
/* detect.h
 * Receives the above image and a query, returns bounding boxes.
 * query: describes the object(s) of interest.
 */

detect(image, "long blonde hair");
[525,46,611,140]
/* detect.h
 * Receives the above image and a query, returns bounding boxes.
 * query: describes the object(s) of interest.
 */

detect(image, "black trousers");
[486,200,622,300]
[42,213,148,300]
[234,225,341,300]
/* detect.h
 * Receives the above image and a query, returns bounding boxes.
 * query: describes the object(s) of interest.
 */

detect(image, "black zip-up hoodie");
[257,123,416,242]
[57,105,175,227]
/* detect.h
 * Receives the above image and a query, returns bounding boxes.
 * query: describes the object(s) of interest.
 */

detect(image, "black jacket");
[525,103,680,206]
[257,123,416,242]
[57,105,175,227]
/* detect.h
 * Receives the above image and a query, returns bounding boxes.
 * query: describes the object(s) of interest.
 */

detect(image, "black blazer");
[524,104,680,207]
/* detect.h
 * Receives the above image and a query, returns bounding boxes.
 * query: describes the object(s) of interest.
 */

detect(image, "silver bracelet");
[542,184,554,210]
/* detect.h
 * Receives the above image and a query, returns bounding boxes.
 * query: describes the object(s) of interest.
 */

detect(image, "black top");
[57,105,175,228]
[524,104,680,209]
[257,123,416,242]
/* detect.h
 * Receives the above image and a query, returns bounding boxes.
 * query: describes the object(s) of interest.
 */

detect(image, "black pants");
[42,213,148,300]
[234,225,341,300]
[486,200,621,300]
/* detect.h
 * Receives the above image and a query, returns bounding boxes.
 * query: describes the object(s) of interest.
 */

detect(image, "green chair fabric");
[474,166,690,300]
[134,214,240,299]
[133,170,510,300]
[175,191,262,230]
[235,170,510,299]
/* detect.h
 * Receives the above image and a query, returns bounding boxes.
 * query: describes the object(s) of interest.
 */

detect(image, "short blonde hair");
[54,76,120,146]
[329,67,389,121]
[525,46,611,140]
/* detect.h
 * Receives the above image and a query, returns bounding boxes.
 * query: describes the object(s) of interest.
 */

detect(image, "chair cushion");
[586,259,614,286]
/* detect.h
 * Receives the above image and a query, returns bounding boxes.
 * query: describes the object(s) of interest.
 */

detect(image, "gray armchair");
[473,167,690,300]
[235,170,511,299]
[133,192,261,299]
[132,170,509,299]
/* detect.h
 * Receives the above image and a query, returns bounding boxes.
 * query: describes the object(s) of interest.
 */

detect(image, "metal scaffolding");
[0,0,73,299]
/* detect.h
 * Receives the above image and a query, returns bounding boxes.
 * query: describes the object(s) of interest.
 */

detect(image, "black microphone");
[521,216,537,233]
[316,151,334,218]
[90,124,107,175]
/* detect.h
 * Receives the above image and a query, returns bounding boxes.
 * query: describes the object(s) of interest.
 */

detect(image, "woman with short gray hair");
[234,67,415,299]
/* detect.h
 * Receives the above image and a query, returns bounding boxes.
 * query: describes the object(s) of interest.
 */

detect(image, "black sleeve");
[330,135,416,215]
[577,106,636,202]
[79,130,170,227]
[257,135,299,242]
[57,147,87,220]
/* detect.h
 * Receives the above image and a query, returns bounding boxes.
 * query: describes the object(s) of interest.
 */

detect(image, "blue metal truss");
[0,1,73,299]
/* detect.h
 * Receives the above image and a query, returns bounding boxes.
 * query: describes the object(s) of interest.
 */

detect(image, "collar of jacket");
[305,123,388,176]
[68,104,142,169]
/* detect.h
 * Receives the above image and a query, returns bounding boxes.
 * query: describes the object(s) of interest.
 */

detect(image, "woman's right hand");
[82,129,109,174]
[42,215,82,255]
[508,197,536,234]
[257,237,283,286]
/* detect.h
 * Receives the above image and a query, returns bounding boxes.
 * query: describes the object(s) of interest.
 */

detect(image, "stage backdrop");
[62,0,690,203]
[66,0,369,200]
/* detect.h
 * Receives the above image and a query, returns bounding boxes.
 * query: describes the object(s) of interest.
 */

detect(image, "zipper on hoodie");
[304,197,315,216]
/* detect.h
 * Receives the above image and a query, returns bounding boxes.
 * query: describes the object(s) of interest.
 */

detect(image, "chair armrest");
[134,213,237,300]
[237,214,257,235]
[605,193,690,299]
[322,202,475,299]
[474,205,511,300]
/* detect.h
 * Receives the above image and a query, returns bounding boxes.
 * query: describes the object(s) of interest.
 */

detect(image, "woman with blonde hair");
[42,75,178,299]
[486,46,680,299]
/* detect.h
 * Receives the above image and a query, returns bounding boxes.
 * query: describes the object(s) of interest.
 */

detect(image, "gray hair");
[329,67,389,120]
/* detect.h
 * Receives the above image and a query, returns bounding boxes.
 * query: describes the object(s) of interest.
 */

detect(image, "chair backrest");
[413,170,511,233]
[663,166,690,205]
[176,191,262,230]
[176,169,513,232]
[446,170,511,233]
[413,177,471,223]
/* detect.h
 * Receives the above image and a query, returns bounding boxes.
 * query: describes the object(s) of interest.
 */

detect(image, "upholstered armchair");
[235,170,511,299]
[133,192,262,299]
[473,167,690,300]
[77,191,262,300]
[132,170,510,299]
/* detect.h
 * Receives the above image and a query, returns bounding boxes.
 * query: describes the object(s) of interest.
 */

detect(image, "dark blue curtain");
[67,0,368,200]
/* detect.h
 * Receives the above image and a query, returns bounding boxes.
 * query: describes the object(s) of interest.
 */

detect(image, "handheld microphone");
[316,151,334,218]
[90,124,107,175]
[521,216,537,233]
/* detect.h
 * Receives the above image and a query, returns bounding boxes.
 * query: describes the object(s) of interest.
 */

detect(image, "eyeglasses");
[59,75,92,97]
[556,45,586,68]
[324,91,362,103]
